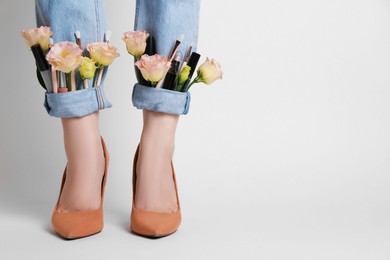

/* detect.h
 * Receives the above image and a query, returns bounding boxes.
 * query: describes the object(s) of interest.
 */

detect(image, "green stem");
[184,76,199,92]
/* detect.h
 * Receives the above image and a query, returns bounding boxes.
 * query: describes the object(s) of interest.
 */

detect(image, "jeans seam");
[94,0,100,42]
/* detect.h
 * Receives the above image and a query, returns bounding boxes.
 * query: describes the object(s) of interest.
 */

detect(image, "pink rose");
[46,42,83,73]
[135,54,171,86]
[195,58,223,85]
[86,42,120,66]
[20,26,52,51]
[122,30,149,59]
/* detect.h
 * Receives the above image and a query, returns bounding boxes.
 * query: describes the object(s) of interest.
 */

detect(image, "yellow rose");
[178,65,191,85]
[87,42,120,66]
[78,57,97,79]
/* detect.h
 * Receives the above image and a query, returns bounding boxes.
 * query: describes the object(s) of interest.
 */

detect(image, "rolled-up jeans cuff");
[44,85,112,118]
[132,83,191,115]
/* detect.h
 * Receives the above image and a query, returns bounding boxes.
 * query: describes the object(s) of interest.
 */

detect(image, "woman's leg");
[133,0,201,212]
[59,112,104,211]
[35,0,108,211]
[136,110,179,212]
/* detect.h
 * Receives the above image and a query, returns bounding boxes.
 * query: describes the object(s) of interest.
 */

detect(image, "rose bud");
[78,57,97,79]
[195,57,223,85]
[122,30,149,60]
[178,65,191,85]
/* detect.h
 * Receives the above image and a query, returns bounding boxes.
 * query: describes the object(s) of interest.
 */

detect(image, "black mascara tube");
[181,52,200,92]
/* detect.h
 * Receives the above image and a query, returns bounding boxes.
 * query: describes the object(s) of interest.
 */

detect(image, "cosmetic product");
[57,72,68,93]
[144,36,156,55]
[179,44,192,73]
[162,55,180,90]
[181,52,201,92]
[168,34,184,61]
[104,31,112,43]
[75,31,82,49]
[48,37,54,50]
[70,70,76,91]
[96,68,104,87]
[31,44,53,93]
[51,69,58,93]
[48,38,58,93]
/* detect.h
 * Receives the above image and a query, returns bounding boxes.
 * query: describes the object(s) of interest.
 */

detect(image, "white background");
[1,0,390,259]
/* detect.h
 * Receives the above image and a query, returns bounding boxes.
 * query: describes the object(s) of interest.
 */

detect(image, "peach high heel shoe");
[130,146,181,238]
[51,137,109,239]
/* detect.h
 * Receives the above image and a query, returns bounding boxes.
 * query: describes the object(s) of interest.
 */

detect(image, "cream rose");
[122,30,149,59]
[196,58,223,85]
[46,41,82,73]
[86,42,120,66]
[20,26,52,52]
[135,54,171,86]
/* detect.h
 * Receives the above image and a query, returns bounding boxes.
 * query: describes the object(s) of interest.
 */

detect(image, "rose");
[174,65,191,91]
[195,58,223,85]
[184,58,223,91]
[20,26,52,52]
[78,57,97,79]
[87,42,120,66]
[179,65,191,85]
[122,30,149,59]
[135,54,171,86]
[46,41,82,73]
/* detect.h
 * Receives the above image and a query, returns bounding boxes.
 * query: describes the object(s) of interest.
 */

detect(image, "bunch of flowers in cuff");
[21,26,120,93]
[122,30,223,92]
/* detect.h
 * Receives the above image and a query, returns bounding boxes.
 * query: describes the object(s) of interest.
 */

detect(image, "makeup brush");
[156,35,184,88]
[104,31,112,43]
[179,43,192,73]
[168,34,184,62]
[48,38,58,93]
[95,31,112,87]
[75,31,82,49]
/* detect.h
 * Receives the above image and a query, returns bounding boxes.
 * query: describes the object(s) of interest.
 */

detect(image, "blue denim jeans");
[35,0,200,117]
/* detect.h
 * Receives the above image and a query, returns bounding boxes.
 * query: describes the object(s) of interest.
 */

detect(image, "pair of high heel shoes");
[51,137,181,239]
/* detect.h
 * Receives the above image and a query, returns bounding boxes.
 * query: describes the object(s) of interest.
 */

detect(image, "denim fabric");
[44,85,112,118]
[35,0,108,89]
[134,0,201,60]
[132,84,190,115]
[35,0,201,117]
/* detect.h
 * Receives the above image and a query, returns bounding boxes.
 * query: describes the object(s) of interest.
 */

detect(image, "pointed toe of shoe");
[130,206,181,237]
[52,207,104,239]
